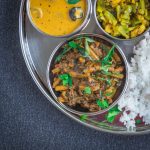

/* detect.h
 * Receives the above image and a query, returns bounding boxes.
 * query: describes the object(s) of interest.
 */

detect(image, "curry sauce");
[29,0,86,36]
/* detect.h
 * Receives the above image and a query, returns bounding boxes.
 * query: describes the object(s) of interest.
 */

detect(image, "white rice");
[118,32,150,131]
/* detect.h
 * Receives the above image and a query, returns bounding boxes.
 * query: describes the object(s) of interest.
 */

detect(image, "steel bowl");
[46,33,129,116]
[26,0,92,38]
[94,0,150,41]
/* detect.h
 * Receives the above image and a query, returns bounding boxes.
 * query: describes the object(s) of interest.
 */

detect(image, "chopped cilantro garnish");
[106,106,121,123]
[80,114,88,121]
[135,119,142,124]
[68,40,87,57]
[84,87,91,94]
[97,99,109,109]
[68,41,78,49]
[59,74,72,87]
[57,37,95,62]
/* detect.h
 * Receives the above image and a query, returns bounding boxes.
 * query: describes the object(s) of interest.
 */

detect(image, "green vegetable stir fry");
[96,0,150,39]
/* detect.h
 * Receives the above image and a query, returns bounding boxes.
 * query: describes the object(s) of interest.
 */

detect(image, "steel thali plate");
[19,0,150,134]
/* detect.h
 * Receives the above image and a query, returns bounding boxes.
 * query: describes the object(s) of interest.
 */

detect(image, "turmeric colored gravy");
[29,0,86,36]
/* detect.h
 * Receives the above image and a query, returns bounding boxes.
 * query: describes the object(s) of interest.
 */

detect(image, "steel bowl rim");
[46,33,129,116]
[93,0,150,41]
[26,0,92,38]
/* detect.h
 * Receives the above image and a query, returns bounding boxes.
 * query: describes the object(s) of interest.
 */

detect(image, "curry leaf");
[85,37,95,55]
[85,37,95,43]
[76,36,95,42]
[85,39,90,55]
[55,47,71,62]
[102,45,115,65]
[78,45,87,56]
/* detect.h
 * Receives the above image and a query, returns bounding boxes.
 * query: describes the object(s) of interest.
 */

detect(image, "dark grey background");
[0,0,150,150]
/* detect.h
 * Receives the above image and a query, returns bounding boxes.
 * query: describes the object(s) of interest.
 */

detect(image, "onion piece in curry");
[51,37,125,112]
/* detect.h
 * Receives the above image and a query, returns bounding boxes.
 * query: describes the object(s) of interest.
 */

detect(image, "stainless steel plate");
[19,0,150,135]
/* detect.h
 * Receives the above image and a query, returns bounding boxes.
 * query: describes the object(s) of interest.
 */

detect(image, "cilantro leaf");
[80,114,88,121]
[106,115,115,123]
[62,79,69,86]
[68,40,87,57]
[106,106,121,123]
[59,74,68,80]
[84,87,91,94]
[97,99,109,109]
[68,41,78,49]
[66,0,80,4]
[135,119,142,124]
[59,74,72,87]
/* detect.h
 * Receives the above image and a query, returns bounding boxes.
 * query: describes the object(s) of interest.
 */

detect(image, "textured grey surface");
[0,0,150,150]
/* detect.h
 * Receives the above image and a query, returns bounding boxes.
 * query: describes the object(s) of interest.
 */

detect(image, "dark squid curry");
[51,36,125,112]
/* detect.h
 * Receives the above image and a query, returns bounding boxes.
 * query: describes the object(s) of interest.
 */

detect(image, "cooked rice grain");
[118,33,150,131]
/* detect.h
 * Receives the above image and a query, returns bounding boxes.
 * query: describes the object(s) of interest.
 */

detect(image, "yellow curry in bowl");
[28,0,87,36]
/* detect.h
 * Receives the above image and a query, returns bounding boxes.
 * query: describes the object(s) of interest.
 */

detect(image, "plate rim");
[19,0,150,135]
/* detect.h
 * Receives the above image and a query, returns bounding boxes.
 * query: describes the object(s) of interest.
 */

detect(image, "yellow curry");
[29,0,86,36]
